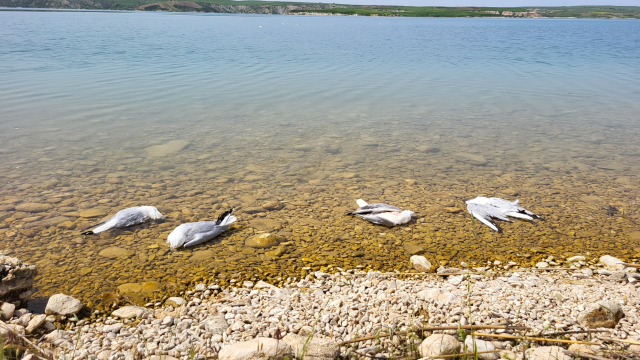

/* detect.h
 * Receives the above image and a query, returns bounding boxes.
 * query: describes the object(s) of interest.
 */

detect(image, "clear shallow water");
[1,11,639,306]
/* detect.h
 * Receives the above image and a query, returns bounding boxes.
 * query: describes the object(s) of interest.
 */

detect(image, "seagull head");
[141,206,164,220]
[167,228,186,249]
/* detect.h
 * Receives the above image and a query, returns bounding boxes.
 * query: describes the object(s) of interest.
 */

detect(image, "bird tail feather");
[80,219,109,235]
[356,199,368,207]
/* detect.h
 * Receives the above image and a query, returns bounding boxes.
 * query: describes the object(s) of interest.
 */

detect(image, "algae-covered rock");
[246,233,279,249]
[15,203,52,213]
[98,247,133,258]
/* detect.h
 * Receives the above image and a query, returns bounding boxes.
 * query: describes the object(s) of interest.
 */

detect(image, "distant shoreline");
[1,5,639,19]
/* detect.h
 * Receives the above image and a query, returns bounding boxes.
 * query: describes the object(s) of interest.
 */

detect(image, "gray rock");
[282,333,340,360]
[25,313,47,334]
[409,255,432,272]
[418,334,461,358]
[218,337,292,360]
[577,301,624,328]
[597,269,613,276]
[581,268,593,276]
[465,337,498,360]
[0,255,37,303]
[609,270,626,280]
[525,346,570,360]
[0,324,25,337]
[111,306,146,319]
[1,302,16,320]
[204,313,229,335]
[45,294,83,315]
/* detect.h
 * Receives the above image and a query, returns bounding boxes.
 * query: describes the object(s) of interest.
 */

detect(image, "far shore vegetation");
[1,1,639,19]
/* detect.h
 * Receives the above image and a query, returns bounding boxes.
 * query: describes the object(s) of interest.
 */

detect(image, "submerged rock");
[245,233,279,249]
[145,140,190,157]
[15,203,52,213]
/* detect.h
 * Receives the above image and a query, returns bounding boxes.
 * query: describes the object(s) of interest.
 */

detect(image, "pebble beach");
[2,253,638,360]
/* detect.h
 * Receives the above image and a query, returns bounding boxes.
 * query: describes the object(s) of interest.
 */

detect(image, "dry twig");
[471,332,601,345]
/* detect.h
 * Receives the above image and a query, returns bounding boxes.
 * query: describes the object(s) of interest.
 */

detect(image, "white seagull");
[81,206,163,235]
[466,196,540,232]
[348,199,414,227]
[167,209,236,249]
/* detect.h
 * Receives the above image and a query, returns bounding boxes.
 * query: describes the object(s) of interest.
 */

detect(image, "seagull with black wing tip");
[348,199,415,226]
[167,208,237,249]
[81,206,164,235]
[466,196,541,232]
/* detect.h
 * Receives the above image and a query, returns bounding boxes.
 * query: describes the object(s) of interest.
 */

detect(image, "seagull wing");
[467,203,510,232]
[350,203,401,215]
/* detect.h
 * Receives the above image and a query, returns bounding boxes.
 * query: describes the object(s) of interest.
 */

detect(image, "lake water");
[1,10,639,307]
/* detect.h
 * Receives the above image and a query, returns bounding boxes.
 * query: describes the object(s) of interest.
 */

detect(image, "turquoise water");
[1,11,640,303]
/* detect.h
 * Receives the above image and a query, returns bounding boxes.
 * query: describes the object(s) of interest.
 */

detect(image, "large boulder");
[45,294,83,315]
[525,346,570,360]
[282,333,340,360]
[218,337,292,360]
[0,255,37,303]
[577,301,624,328]
[418,334,461,358]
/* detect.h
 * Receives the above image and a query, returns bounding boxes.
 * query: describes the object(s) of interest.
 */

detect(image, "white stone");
[45,294,83,315]
[218,337,292,360]
[111,306,146,319]
[0,302,15,320]
[25,314,46,334]
[162,315,174,326]
[600,255,625,271]
[464,337,498,360]
[165,297,185,307]
[194,283,207,291]
[448,275,465,286]
[103,323,123,333]
[419,334,461,358]
[282,333,340,360]
[536,262,549,268]
[525,346,570,360]
[567,256,586,262]
[410,255,432,272]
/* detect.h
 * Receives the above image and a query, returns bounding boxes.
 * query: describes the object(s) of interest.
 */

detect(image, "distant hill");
[1,0,639,19]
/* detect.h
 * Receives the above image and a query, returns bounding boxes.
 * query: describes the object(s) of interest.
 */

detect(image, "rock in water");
[0,255,37,303]
[282,333,340,360]
[452,153,487,166]
[218,337,292,360]
[45,294,83,315]
[410,255,432,272]
[15,203,52,213]
[145,140,189,157]
[403,243,425,255]
[577,301,624,328]
[245,233,279,248]
[419,334,461,358]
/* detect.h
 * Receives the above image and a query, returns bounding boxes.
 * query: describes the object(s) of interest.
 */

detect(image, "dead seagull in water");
[465,196,540,232]
[167,209,236,249]
[81,206,164,235]
[348,199,414,226]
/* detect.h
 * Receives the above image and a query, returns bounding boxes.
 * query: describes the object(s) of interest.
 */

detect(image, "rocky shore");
[3,254,639,360]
